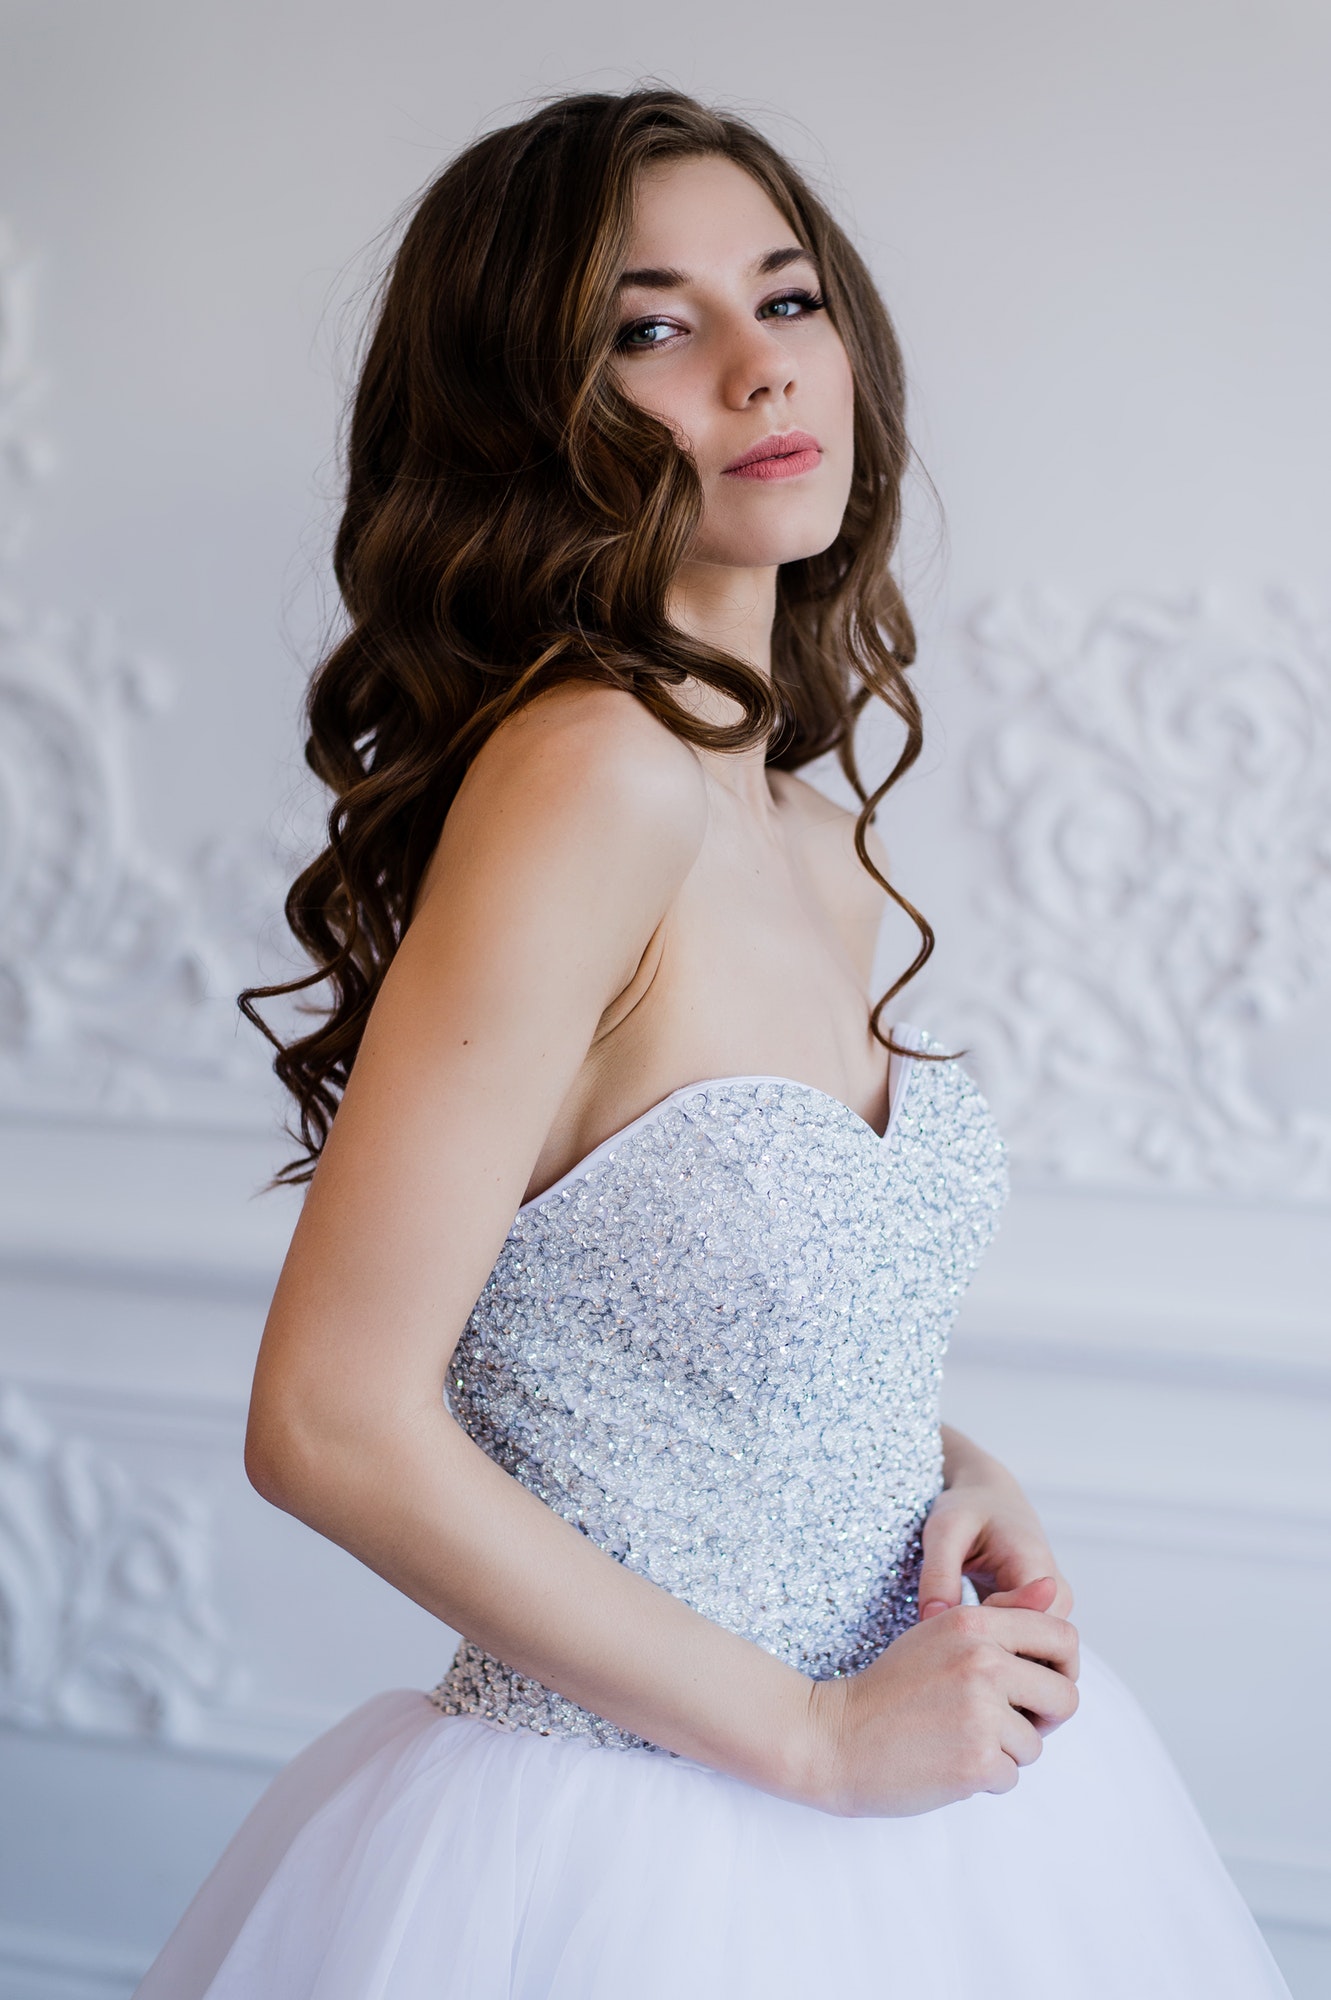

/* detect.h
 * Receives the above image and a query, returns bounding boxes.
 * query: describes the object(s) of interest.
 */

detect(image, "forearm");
[927,1425,1070,1617]
[249,1399,821,1802]
[940,1423,1016,1490]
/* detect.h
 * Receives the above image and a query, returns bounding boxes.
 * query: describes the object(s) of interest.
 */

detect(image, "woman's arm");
[247,687,1077,1816]
[918,1427,1074,1620]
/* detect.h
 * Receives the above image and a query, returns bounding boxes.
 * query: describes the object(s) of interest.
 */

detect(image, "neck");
[666,561,781,811]
[668,560,777,679]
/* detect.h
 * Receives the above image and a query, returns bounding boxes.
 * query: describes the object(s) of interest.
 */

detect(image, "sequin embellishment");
[430,1035,1008,1750]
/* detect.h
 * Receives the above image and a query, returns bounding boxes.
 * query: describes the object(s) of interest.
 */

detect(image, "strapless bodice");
[430,1030,1008,1748]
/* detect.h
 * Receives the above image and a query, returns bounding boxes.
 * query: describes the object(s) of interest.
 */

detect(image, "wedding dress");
[136,1032,1289,1997]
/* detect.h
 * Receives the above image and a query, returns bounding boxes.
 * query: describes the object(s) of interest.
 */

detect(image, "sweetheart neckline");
[517,1025,922,1218]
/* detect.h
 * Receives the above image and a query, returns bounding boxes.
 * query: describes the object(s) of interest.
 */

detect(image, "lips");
[722,429,822,481]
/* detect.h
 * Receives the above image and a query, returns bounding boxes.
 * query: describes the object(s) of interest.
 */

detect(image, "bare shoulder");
[771,770,888,975]
[428,683,708,898]
[469,683,705,840]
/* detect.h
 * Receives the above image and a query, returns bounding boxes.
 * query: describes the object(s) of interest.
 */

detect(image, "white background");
[0,1,1328,1992]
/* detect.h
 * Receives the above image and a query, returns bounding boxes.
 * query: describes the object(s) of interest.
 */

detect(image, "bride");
[137,88,1288,1998]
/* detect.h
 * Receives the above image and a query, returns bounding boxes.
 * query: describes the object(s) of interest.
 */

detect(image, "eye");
[615,316,684,352]
[758,288,826,322]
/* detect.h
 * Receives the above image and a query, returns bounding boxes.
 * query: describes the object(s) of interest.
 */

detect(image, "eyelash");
[615,288,826,352]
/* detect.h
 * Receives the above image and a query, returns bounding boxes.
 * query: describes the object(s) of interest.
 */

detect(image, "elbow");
[244,1387,331,1519]
[244,1399,299,1513]
[244,1373,442,1523]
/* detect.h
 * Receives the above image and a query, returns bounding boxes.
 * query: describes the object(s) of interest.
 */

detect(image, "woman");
[137,90,1288,1999]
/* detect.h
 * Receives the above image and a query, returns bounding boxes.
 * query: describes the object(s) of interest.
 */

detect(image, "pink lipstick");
[722,430,822,481]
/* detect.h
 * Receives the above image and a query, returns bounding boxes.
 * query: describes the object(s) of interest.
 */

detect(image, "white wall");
[1,1,1328,1993]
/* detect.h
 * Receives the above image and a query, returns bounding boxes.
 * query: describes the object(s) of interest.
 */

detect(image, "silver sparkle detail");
[430,1039,1008,1750]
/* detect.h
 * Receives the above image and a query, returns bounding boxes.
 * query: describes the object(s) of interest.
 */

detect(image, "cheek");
[609,362,705,457]
[826,342,856,448]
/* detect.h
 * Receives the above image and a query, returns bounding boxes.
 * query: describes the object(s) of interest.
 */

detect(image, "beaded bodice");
[430,1030,1008,1749]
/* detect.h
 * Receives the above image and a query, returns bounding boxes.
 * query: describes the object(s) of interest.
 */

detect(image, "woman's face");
[610,155,856,573]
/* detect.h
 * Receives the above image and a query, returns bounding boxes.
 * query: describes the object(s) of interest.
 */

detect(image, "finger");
[1000,1705,1046,1769]
[988,1573,1073,1618]
[983,1576,1058,1615]
[918,1510,976,1618]
[981,1607,1081,1679]
[1005,1656,1081,1733]
[981,1750,1020,1796]
[976,1545,1064,1600]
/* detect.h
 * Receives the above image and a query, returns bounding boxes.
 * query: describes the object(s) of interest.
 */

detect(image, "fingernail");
[920,1599,951,1620]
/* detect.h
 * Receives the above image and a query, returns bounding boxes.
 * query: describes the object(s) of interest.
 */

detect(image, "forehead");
[625,155,802,271]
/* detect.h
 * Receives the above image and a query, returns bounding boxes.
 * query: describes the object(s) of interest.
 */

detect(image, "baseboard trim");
[0,1923,146,2000]
[1033,1486,1331,1568]
[952,1320,1331,1398]
[1224,1848,1331,1932]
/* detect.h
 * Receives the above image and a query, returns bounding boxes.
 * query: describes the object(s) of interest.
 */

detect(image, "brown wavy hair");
[243,87,935,1182]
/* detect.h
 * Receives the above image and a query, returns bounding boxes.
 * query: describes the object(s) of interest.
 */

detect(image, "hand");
[920,1434,1073,1620]
[805,1579,1080,1817]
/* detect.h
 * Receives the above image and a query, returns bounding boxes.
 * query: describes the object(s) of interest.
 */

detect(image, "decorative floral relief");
[928,589,1331,1199]
[0,1384,234,1739]
[0,221,290,1125]
[0,601,288,1121]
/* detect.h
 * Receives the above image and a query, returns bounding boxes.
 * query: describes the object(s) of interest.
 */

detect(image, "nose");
[718,313,796,410]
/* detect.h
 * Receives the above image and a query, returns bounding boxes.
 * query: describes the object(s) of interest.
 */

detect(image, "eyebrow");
[618,245,814,289]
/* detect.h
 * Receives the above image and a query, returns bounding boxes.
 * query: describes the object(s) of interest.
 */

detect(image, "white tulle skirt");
[136,1649,1288,1999]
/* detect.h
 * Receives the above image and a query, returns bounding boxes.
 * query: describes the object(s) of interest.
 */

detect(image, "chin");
[701,504,848,570]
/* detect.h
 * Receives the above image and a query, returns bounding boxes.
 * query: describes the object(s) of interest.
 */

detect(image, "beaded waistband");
[428,1642,658,1751]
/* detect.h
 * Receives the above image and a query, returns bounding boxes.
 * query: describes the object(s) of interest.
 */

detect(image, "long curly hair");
[243,88,935,1182]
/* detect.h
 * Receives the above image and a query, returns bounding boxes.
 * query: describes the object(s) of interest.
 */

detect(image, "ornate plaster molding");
[0,1382,234,1740]
[0,221,288,1126]
[931,589,1331,1200]
[0,601,286,1121]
